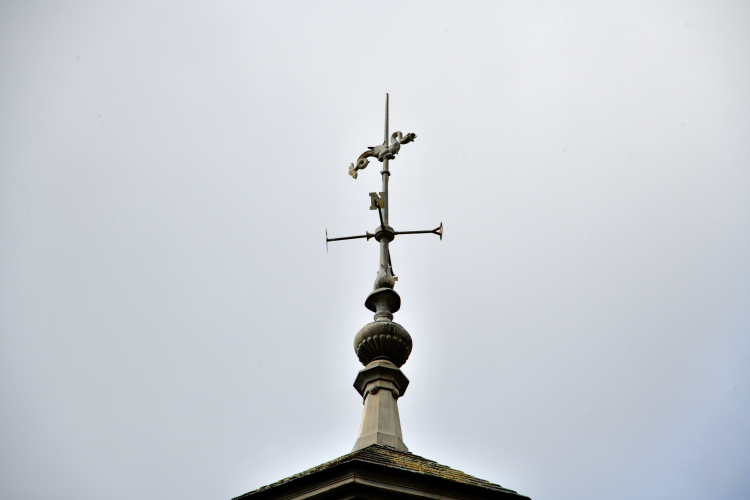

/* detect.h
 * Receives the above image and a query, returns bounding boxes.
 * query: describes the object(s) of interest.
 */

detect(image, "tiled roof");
[235,445,521,498]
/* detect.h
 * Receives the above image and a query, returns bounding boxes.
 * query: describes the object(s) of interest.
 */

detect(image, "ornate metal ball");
[353,321,412,367]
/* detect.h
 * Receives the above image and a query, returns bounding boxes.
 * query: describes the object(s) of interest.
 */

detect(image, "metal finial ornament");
[348,94,416,180]
[327,94,442,452]
[348,132,416,179]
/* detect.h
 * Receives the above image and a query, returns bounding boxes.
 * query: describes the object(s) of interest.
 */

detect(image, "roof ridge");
[234,445,519,499]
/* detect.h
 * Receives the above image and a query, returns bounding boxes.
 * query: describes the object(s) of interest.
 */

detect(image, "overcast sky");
[1,2,749,500]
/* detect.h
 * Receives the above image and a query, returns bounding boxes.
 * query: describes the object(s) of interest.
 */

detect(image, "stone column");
[352,359,409,451]
[352,287,412,452]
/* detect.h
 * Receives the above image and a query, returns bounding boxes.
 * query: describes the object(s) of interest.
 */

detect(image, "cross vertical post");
[382,94,390,226]
[376,94,393,290]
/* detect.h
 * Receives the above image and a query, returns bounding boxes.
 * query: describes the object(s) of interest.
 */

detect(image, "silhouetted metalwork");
[328,94,442,286]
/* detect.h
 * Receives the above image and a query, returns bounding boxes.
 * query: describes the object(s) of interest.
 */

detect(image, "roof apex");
[234,445,528,500]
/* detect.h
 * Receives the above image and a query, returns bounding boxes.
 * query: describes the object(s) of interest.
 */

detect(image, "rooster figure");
[348,131,416,179]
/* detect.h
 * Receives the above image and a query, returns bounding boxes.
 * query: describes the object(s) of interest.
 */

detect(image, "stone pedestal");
[352,359,409,451]
[351,287,412,452]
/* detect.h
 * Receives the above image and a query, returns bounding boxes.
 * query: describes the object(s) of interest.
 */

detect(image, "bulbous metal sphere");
[354,321,412,367]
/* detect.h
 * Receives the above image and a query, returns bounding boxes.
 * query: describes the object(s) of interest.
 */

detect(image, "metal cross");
[326,94,442,289]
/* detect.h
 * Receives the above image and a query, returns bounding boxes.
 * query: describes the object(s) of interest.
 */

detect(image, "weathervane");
[328,94,442,287]
[327,94,442,452]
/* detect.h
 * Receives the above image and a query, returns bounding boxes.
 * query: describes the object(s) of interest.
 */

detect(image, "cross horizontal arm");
[326,228,375,252]
[393,222,443,240]
[327,233,373,242]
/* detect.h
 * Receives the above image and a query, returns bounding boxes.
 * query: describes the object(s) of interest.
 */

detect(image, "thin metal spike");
[384,93,389,144]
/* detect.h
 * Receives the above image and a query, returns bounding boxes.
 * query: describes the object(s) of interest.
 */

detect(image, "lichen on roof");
[234,444,520,499]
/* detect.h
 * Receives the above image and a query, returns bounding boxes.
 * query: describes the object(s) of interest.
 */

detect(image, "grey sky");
[1,2,749,499]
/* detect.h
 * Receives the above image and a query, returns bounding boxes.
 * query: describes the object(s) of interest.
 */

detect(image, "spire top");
[327,95,442,452]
